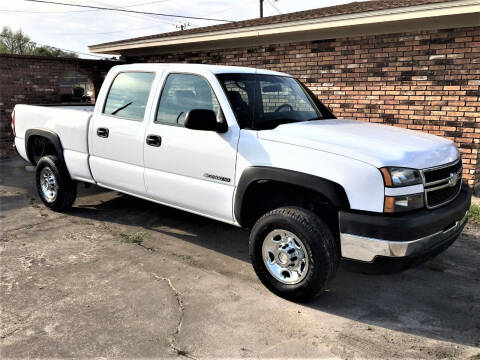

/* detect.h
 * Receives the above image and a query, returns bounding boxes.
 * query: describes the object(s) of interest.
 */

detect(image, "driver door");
[143,70,240,222]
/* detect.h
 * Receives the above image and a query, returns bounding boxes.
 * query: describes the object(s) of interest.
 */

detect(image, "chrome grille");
[421,159,462,209]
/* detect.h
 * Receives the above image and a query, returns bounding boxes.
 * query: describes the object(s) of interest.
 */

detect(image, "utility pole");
[260,0,264,18]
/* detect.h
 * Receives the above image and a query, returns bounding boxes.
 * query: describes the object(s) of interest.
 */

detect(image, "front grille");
[426,180,461,208]
[422,159,462,209]
[423,160,462,184]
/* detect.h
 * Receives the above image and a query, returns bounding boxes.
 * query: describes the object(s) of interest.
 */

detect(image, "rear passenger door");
[89,70,157,195]
[143,71,240,222]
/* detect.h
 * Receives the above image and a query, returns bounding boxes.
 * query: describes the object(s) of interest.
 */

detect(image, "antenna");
[175,22,191,31]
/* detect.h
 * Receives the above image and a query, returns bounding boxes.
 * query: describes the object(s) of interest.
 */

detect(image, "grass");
[468,204,480,224]
[120,231,148,245]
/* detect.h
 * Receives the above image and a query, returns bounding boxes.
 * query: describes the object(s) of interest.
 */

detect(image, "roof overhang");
[89,0,480,55]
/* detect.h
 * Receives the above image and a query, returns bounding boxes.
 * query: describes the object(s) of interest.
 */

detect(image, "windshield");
[216,73,335,130]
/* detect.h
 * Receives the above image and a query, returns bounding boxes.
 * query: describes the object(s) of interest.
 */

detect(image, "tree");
[0,26,78,58]
[0,27,35,55]
[33,45,77,58]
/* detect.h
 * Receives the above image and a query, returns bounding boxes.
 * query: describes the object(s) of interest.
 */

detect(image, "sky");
[0,0,362,59]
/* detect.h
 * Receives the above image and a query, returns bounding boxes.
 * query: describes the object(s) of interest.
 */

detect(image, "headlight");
[384,193,424,213]
[380,167,422,187]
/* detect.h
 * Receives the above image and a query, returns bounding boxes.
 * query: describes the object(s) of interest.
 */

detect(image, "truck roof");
[110,63,290,76]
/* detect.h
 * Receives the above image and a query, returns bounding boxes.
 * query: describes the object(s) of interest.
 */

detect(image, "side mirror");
[184,109,226,133]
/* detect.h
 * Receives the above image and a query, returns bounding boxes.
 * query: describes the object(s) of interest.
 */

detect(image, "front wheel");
[35,155,77,211]
[249,207,338,301]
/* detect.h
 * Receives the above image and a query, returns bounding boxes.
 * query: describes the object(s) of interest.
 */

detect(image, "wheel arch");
[25,129,64,166]
[234,167,350,228]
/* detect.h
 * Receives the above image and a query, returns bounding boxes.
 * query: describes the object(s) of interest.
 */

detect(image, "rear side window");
[156,73,220,126]
[103,72,155,121]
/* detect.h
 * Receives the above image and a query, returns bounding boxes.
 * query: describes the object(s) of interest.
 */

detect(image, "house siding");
[139,26,480,189]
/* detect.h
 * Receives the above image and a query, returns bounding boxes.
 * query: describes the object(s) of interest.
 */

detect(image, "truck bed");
[14,104,94,182]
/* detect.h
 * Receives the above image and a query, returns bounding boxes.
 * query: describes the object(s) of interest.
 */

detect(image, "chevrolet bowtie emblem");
[448,172,459,187]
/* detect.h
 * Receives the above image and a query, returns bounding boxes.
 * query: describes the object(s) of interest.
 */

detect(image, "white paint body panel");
[87,113,148,195]
[87,65,165,195]
[13,104,94,182]
[258,119,459,169]
[13,63,462,224]
[235,130,385,213]
[385,184,424,196]
[14,137,27,160]
[143,65,240,222]
[63,150,93,183]
[14,104,93,154]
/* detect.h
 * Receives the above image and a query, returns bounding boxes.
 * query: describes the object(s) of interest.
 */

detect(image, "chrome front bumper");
[340,211,468,262]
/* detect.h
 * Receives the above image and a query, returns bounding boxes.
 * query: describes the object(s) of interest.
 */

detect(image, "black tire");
[249,207,339,302]
[35,155,77,211]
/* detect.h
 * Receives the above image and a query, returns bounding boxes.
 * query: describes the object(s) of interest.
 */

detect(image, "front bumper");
[339,183,471,263]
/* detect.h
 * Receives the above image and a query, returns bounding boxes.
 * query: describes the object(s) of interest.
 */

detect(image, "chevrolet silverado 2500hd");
[12,63,471,300]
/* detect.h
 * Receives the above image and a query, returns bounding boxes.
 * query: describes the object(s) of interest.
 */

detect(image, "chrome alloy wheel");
[40,167,58,202]
[262,229,309,284]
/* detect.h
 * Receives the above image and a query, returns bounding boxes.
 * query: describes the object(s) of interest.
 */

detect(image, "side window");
[103,72,155,121]
[156,73,220,126]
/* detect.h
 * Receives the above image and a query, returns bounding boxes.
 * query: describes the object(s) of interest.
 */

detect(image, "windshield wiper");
[111,101,133,115]
[306,117,322,121]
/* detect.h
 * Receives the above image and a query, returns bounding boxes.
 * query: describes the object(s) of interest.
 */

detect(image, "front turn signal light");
[384,193,424,213]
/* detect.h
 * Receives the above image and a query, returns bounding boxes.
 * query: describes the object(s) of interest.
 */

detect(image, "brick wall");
[141,26,480,190]
[0,54,117,157]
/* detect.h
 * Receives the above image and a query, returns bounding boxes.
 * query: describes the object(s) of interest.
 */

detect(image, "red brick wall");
[141,26,480,189]
[0,54,117,157]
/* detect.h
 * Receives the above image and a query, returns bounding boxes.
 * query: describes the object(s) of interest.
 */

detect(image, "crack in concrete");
[3,221,58,234]
[136,243,155,252]
[3,215,69,234]
[0,327,21,340]
[151,273,196,359]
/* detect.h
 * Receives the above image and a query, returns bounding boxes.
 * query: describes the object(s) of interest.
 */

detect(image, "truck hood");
[258,119,459,169]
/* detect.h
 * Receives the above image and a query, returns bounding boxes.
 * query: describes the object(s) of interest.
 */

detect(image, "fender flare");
[25,129,64,165]
[234,166,350,226]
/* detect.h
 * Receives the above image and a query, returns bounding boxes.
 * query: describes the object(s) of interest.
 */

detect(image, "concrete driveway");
[1,159,479,359]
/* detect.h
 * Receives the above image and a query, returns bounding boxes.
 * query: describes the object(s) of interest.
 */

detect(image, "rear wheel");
[249,207,338,301]
[35,155,77,211]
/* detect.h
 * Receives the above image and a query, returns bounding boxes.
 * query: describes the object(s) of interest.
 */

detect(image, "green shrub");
[468,204,480,224]
[120,231,148,245]
[73,86,84,97]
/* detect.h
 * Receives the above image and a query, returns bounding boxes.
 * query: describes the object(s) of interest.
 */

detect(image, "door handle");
[146,134,162,147]
[97,127,109,138]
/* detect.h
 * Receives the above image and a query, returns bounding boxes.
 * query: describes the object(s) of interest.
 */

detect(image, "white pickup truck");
[12,63,471,300]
